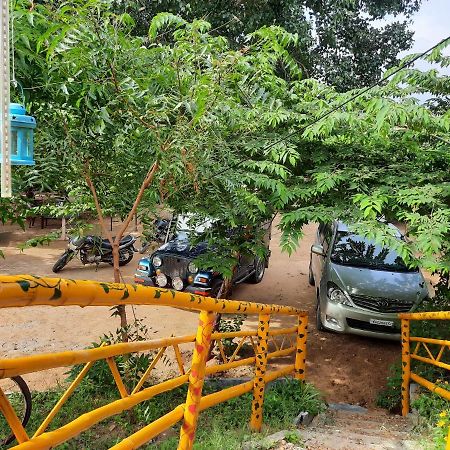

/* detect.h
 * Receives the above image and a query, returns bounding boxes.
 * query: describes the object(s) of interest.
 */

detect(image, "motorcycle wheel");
[52,250,74,273]
[0,376,32,445]
[108,248,134,267]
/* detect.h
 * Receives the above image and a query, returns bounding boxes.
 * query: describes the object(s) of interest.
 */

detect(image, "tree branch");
[85,171,114,245]
[117,161,159,240]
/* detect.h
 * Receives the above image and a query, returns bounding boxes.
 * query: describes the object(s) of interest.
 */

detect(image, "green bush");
[264,379,326,426]
[412,388,450,450]
[376,363,403,413]
[67,319,161,393]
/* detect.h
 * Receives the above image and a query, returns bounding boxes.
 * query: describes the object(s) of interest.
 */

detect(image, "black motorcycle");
[52,235,137,273]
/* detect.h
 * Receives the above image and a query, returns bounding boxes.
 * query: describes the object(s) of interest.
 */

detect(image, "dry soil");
[0,220,399,406]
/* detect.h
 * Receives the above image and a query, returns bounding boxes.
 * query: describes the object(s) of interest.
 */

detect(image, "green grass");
[2,378,325,449]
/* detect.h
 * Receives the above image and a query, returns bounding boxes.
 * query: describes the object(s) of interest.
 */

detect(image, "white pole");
[0,0,11,198]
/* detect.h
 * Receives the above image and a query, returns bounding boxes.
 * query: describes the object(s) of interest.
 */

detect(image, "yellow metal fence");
[0,275,308,449]
[399,311,450,450]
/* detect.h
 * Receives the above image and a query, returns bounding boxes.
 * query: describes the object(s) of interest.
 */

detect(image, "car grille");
[350,294,413,313]
[160,255,189,279]
[347,318,400,334]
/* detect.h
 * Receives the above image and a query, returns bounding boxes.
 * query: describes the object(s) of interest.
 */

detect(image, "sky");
[377,0,450,73]
[405,0,449,55]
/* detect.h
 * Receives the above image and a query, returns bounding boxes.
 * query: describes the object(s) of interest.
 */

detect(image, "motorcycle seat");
[101,235,134,249]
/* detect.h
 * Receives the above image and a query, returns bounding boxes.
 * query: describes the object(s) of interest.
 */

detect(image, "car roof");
[335,221,403,238]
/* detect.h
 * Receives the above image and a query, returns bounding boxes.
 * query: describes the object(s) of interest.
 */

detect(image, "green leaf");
[50,288,62,300]
[17,280,30,292]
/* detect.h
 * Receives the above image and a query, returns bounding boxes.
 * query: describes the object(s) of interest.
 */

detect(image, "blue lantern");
[8,103,36,165]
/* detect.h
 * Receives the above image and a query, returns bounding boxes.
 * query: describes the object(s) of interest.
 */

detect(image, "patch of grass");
[3,378,324,449]
[412,388,450,450]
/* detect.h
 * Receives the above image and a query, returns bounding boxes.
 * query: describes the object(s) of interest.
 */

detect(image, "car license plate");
[370,318,394,327]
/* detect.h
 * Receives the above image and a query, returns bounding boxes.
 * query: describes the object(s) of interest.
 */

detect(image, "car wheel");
[316,300,325,331]
[308,260,315,286]
[248,257,265,284]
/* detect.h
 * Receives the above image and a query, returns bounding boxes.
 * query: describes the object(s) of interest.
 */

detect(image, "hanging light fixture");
[0,0,36,198]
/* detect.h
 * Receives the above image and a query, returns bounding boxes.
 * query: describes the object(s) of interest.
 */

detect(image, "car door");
[311,222,333,285]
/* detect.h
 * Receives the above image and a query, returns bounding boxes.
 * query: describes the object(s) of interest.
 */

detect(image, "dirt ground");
[0,220,399,406]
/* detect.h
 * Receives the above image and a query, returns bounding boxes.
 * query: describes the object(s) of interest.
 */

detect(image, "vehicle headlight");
[176,240,188,252]
[156,273,167,287]
[188,262,198,273]
[172,276,184,291]
[327,283,352,307]
[152,255,162,267]
[138,264,148,272]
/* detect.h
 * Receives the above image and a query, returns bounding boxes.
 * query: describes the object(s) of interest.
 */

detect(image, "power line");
[154,35,450,205]
[209,35,450,178]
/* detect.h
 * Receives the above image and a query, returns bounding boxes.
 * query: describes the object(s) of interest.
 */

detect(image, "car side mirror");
[311,244,325,256]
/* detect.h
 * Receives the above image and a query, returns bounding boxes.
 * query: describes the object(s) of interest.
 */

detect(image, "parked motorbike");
[52,235,137,273]
[139,218,173,253]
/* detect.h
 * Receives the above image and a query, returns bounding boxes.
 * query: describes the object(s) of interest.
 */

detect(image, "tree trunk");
[85,162,158,341]
[112,242,128,331]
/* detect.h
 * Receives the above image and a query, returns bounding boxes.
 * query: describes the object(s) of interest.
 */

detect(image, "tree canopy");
[115,0,423,91]
[2,0,449,280]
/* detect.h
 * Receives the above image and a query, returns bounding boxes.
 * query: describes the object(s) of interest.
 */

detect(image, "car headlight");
[152,255,162,267]
[176,240,188,252]
[172,276,184,291]
[327,283,352,307]
[156,273,167,287]
[188,262,198,273]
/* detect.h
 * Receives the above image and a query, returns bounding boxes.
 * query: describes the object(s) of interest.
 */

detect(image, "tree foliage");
[4,0,450,283]
[115,0,422,91]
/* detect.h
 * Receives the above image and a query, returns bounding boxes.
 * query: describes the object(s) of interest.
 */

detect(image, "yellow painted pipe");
[0,336,196,379]
[201,365,295,412]
[401,319,411,416]
[0,326,285,379]
[268,346,296,359]
[294,315,308,380]
[409,336,450,346]
[268,327,298,336]
[399,311,450,320]
[250,314,270,432]
[109,405,185,450]
[173,344,185,375]
[10,375,189,450]
[212,330,257,339]
[131,347,166,395]
[411,354,450,372]
[178,311,216,450]
[410,372,450,402]
[0,275,306,316]
[111,365,297,450]
[33,356,96,437]
[106,357,129,398]
[0,387,29,444]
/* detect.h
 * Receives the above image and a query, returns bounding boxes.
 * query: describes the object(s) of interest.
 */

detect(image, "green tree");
[115,0,422,90]
[9,2,305,325]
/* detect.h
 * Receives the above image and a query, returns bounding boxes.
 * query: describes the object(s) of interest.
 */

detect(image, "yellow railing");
[399,311,450,450]
[0,275,308,449]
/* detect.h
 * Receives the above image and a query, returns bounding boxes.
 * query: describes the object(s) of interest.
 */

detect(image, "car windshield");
[174,215,213,241]
[330,231,416,272]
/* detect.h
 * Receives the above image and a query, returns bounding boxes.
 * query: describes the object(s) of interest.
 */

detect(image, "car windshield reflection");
[174,215,214,241]
[330,232,416,272]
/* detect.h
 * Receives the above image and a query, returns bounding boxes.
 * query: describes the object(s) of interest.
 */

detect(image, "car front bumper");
[184,285,213,296]
[134,272,155,287]
[320,300,401,340]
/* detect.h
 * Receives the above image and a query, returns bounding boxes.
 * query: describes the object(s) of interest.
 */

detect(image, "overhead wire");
[206,35,450,179]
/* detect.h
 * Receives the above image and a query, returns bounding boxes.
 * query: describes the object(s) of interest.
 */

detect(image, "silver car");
[309,222,429,340]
